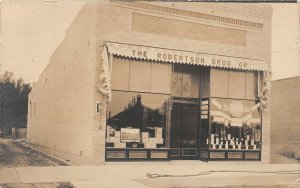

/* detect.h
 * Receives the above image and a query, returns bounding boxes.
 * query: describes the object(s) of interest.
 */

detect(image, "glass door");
[170,97,199,159]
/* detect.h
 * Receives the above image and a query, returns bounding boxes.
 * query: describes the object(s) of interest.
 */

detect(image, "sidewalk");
[0,162,299,188]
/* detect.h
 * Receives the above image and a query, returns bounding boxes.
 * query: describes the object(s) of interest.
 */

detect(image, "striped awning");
[105,42,269,71]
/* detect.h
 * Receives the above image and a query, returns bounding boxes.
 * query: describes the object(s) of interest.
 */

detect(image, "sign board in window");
[120,128,141,143]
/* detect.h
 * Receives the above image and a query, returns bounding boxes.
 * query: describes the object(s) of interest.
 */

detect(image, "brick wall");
[270,77,300,160]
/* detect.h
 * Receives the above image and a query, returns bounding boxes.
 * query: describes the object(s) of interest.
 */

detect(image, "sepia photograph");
[0,0,299,187]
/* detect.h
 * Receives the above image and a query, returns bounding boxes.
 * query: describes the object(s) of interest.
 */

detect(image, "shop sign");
[106,42,269,71]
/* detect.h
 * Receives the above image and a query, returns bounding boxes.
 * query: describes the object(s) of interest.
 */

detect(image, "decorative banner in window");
[211,99,261,127]
[105,42,269,71]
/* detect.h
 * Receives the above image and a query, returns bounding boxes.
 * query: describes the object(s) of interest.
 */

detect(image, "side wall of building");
[27,4,101,165]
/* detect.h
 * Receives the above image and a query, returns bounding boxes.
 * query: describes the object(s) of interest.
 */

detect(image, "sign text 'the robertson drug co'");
[132,49,247,68]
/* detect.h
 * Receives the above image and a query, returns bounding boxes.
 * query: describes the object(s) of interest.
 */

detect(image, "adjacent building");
[270,76,300,162]
[27,1,272,165]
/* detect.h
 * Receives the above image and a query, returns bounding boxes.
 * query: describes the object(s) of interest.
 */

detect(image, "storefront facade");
[27,1,272,165]
[103,42,270,161]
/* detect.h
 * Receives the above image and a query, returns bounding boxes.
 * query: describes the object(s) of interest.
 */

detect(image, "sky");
[1,1,300,83]
[1,0,84,82]
[272,3,300,80]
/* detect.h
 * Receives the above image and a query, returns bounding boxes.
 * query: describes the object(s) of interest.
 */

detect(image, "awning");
[105,42,269,71]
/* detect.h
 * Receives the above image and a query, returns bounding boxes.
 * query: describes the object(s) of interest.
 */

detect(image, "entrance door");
[170,97,199,159]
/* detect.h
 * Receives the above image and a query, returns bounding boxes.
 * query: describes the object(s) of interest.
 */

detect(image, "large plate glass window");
[210,98,261,151]
[106,57,171,150]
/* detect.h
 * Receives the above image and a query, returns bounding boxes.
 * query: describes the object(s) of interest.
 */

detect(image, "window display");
[107,58,262,161]
[106,91,170,149]
[201,98,261,151]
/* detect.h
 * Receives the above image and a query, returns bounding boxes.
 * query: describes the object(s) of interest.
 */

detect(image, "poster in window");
[121,128,141,142]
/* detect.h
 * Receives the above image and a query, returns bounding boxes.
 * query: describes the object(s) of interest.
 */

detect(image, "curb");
[12,139,74,166]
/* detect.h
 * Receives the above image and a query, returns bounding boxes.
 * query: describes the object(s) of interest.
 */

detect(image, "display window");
[200,98,261,151]
[107,57,172,150]
[106,57,262,161]
[106,91,171,149]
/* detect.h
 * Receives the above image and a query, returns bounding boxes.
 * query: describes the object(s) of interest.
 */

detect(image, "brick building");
[270,76,300,161]
[27,1,272,165]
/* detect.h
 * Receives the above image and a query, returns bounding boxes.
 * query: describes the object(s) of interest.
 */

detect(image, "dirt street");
[0,138,63,167]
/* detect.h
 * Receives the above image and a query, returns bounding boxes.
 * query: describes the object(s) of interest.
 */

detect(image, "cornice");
[109,0,268,29]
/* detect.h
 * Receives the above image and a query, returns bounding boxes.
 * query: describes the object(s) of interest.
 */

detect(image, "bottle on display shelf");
[247,135,250,141]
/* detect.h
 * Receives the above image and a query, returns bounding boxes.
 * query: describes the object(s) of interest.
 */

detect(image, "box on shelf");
[115,131,121,138]
[106,137,116,143]
[142,132,149,143]
[156,138,164,144]
[115,142,126,148]
[155,127,163,138]
[149,138,157,143]
[145,143,157,149]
